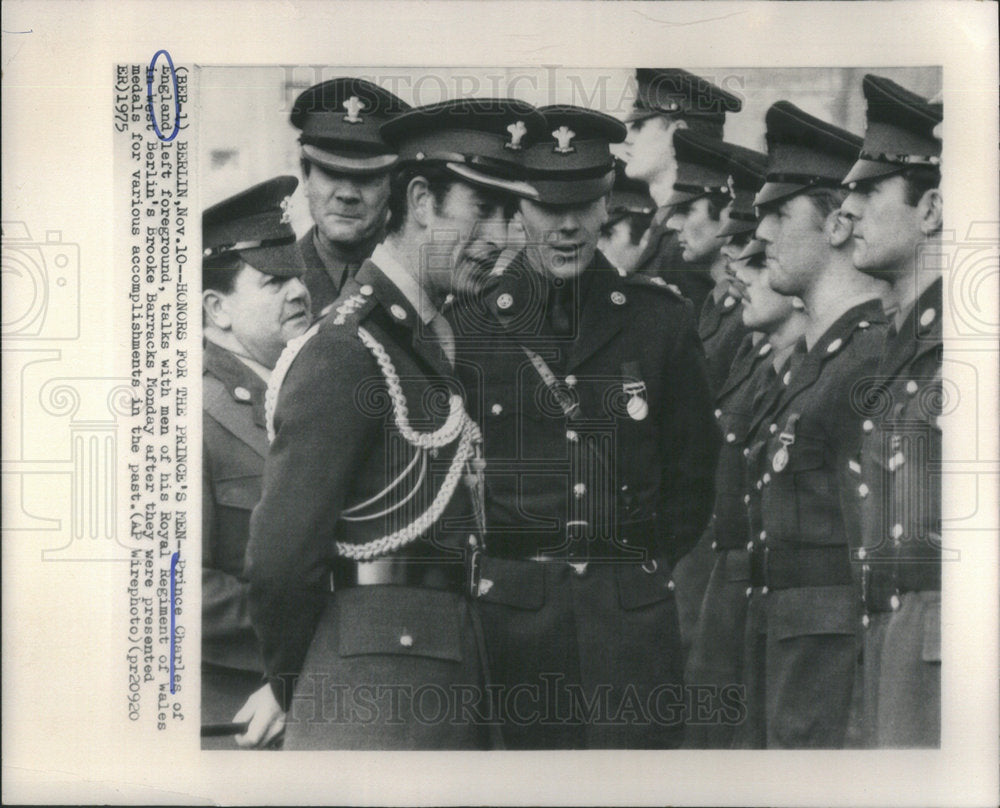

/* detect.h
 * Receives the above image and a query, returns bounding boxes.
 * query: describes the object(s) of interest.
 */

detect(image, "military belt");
[328,558,463,592]
[863,561,941,613]
[749,545,853,590]
[482,518,655,563]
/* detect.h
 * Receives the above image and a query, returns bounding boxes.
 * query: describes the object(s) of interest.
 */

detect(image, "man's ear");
[202,289,231,330]
[918,188,943,236]
[826,208,853,248]
[407,176,433,228]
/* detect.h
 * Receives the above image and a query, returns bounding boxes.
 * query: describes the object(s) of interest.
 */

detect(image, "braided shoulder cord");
[335,326,482,560]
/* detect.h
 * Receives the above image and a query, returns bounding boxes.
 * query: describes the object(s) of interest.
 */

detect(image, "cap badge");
[552,126,576,154]
[279,195,293,225]
[506,120,528,150]
[342,96,366,124]
[623,381,649,421]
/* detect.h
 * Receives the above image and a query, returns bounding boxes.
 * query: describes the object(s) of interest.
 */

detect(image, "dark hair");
[804,186,849,221]
[601,210,654,245]
[202,252,245,294]
[630,114,724,144]
[385,163,454,235]
[902,166,941,207]
[705,192,732,221]
[299,156,312,178]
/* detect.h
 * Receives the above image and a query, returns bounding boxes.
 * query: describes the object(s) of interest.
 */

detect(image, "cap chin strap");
[203,235,295,259]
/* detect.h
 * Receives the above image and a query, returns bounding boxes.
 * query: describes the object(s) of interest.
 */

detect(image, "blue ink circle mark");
[147,50,181,142]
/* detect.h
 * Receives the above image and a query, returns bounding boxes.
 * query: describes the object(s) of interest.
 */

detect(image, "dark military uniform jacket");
[257,226,377,318]
[246,261,479,705]
[202,340,267,674]
[746,298,890,591]
[452,249,720,566]
[700,289,751,398]
[855,278,943,613]
[631,213,714,312]
[708,335,780,553]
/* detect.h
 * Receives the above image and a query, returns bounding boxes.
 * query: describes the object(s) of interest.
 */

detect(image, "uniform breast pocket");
[788,441,839,545]
[765,439,836,545]
[214,475,262,511]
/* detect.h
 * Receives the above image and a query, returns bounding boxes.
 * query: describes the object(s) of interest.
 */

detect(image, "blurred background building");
[200,66,940,236]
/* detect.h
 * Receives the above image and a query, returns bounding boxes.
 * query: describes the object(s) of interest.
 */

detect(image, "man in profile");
[623,68,742,311]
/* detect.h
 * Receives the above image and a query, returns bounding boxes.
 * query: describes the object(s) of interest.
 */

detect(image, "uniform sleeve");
[657,306,721,564]
[246,331,377,707]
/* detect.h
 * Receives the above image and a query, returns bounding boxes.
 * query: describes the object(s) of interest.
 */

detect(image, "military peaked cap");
[626,68,742,128]
[380,97,548,197]
[842,74,942,186]
[291,77,410,175]
[518,105,626,205]
[755,101,863,208]
[666,130,766,214]
[718,143,768,238]
[202,175,300,275]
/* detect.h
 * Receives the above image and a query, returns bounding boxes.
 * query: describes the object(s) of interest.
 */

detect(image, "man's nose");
[840,192,863,220]
[332,179,362,200]
[665,213,684,233]
[286,276,309,301]
[755,213,778,243]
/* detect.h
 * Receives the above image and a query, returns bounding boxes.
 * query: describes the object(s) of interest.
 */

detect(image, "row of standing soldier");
[200,69,943,749]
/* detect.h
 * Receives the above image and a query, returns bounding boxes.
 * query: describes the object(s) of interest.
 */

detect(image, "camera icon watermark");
[2,222,81,340]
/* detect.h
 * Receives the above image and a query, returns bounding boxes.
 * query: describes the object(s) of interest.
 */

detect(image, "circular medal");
[627,395,648,421]
[772,446,788,472]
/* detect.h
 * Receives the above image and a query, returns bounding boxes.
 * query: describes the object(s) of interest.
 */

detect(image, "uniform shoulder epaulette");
[323,282,379,328]
[623,273,686,302]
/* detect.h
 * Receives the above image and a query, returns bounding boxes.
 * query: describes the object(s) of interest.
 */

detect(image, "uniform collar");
[202,339,269,432]
[879,275,942,378]
[370,242,440,325]
[312,226,380,273]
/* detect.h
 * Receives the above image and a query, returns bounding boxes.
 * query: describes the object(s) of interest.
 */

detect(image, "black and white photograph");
[2,1,998,805]
[198,64,947,752]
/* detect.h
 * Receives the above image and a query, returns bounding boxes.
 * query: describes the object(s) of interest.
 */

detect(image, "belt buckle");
[565,519,589,571]
[468,548,482,598]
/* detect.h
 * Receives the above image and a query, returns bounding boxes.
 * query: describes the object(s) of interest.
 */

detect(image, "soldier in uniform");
[597,158,655,275]
[623,68,742,311]
[665,131,766,663]
[737,102,891,748]
[258,77,410,318]
[238,99,544,750]
[200,176,312,748]
[840,75,943,747]
[682,171,808,749]
[452,105,719,749]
